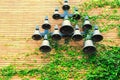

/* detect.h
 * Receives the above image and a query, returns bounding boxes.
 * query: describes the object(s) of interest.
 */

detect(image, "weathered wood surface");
[0,0,86,68]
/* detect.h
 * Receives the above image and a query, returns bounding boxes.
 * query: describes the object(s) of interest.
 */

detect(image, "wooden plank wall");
[0,0,86,68]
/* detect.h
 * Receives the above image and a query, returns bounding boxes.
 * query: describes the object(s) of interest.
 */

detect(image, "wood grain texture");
[0,0,85,68]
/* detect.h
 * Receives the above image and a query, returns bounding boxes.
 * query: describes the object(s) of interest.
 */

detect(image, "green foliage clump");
[85,0,120,10]
[110,0,120,8]
[100,24,119,33]
[22,78,30,80]
[118,25,120,37]
[0,45,120,80]
[108,15,120,20]
[86,46,120,80]
[0,65,16,79]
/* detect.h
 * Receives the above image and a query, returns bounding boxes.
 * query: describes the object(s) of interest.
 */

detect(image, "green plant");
[111,0,120,8]
[17,69,29,77]
[0,65,16,80]
[108,15,120,20]
[100,24,119,32]
[113,9,118,14]
[78,0,120,14]
[0,65,16,76]
[0,45,120,80]
[86,46,120,80]
[22,78,30,80]
[118,25,120,37]
[69,17,79,25]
